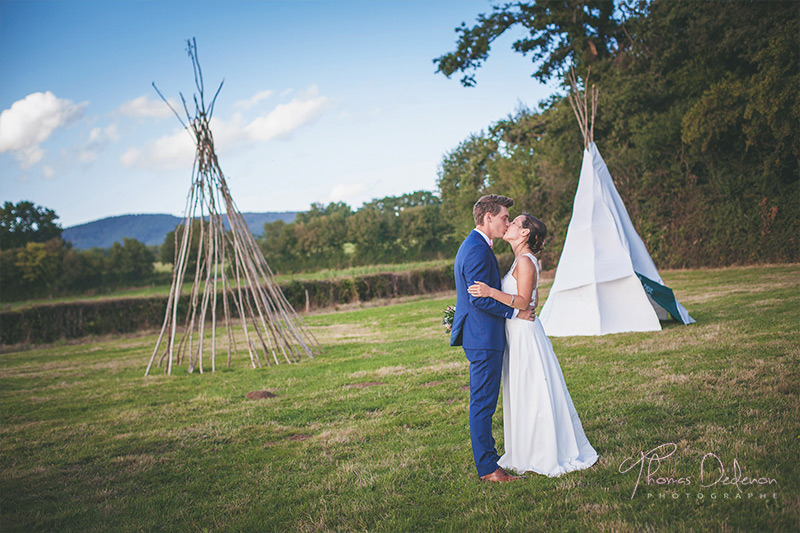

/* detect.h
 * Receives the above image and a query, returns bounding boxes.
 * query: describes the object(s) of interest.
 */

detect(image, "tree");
[437,132,499,236]
[0,247,27,300]
[291,202,352,269]
[0,201,63,250]
[434,0,628,86]
[363,191,441,215]
[63,247,106,292]
[259,219,300,272]
[347,208,398,263]
[109,238,154,283]
[434,0,799,268]
[14,238,66,297]
[160,220,203,271]
[397,204,456,260]
[295,201,352,224]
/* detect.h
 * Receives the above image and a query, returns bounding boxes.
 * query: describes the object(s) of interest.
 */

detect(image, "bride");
[468,213,598,477]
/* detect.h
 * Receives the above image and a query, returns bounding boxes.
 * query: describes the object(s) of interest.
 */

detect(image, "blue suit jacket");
[450,230,514,351]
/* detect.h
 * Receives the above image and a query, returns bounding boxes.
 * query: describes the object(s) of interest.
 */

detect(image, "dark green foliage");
[294,202,353,269]
[109,238,154,282]
[434,0,626,86]
[0,297,171,345]
[1,236,162,302]
[347,208,399,264]
[160,220,202,271]
[1,265,456,345]
[363,190,441,214]
[435,0,799,268]
[0,200,62,250]
[258,193,459,273]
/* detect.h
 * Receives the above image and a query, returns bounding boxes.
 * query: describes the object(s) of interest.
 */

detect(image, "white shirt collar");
[474,228,492,248]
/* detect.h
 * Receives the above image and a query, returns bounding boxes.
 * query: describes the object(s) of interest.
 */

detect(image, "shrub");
[1,265,458,346]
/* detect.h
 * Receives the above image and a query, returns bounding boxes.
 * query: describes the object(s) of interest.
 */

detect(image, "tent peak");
[567,68,599,149]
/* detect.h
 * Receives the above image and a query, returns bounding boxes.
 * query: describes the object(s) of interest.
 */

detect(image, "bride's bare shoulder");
[515,254,535,273]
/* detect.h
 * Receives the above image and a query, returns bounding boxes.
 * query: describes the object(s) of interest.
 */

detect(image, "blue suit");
[451,230,515,476]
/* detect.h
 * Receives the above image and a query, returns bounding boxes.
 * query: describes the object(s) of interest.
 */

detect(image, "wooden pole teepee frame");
[145,39,321,376]
[566,67,599,148]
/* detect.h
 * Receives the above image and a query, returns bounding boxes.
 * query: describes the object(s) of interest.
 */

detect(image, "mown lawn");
[1,264,798,531]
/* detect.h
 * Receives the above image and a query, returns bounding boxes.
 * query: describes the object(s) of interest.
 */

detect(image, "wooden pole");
[147,38,322,376]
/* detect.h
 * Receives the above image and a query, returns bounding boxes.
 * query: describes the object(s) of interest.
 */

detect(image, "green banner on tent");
[635,272,690,324]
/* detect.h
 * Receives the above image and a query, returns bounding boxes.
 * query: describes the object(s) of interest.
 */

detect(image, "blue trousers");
[465,348,503,476]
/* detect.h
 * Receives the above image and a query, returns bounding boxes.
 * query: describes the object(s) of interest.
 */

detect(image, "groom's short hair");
[473,194,514,226]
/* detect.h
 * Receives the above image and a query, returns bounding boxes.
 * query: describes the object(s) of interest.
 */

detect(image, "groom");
[451,194,535,482]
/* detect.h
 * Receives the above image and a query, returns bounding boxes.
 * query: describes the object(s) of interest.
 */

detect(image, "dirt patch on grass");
[421,381,446,387]
[246,390,278,399]
[289,433,312,441]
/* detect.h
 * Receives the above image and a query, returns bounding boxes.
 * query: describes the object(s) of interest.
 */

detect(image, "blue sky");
[1,0,556,227]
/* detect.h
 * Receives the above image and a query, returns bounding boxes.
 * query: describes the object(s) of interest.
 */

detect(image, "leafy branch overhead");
[434,0,637,86]
[435,0,798,268]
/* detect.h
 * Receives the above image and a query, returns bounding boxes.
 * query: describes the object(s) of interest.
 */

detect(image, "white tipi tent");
[539,72,695,337]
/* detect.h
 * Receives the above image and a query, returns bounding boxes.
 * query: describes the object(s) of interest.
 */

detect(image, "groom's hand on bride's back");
[517,307,536,321]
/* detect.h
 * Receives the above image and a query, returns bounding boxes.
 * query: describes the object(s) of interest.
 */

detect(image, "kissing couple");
[450,194,599,482]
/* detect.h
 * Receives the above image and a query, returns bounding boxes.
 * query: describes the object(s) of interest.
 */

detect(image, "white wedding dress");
[497,253,599,476]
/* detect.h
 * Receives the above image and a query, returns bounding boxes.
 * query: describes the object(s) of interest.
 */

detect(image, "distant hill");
[63,212,298,250]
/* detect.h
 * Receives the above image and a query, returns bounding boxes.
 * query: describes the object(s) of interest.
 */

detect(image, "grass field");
[3,259,453,310]
[1,264,798,531]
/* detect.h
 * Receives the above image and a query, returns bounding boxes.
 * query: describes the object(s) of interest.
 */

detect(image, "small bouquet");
[442,304,455,334]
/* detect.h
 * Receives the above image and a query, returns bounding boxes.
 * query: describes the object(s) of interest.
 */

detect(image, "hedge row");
[0,265,457,346]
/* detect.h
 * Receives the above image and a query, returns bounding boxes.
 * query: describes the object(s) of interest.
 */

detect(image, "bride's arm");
[467,256,536,310]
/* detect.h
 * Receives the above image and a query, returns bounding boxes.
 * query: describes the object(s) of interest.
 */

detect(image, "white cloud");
[0,91,87,168]
[93,123,119,142]
[79,123,120,163]
[245,87,330,142]
[208,114,248,147]
[120,129,195,169]
[233,90,274,110]
[325,183,368,203]
[79,150,97,163]
[119,85,331,171]
[119,147,141,167]
[117,95,177,118]
[42,165,54,179]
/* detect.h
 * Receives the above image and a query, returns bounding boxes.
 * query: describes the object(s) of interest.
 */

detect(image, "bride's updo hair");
[520,212,547,254]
